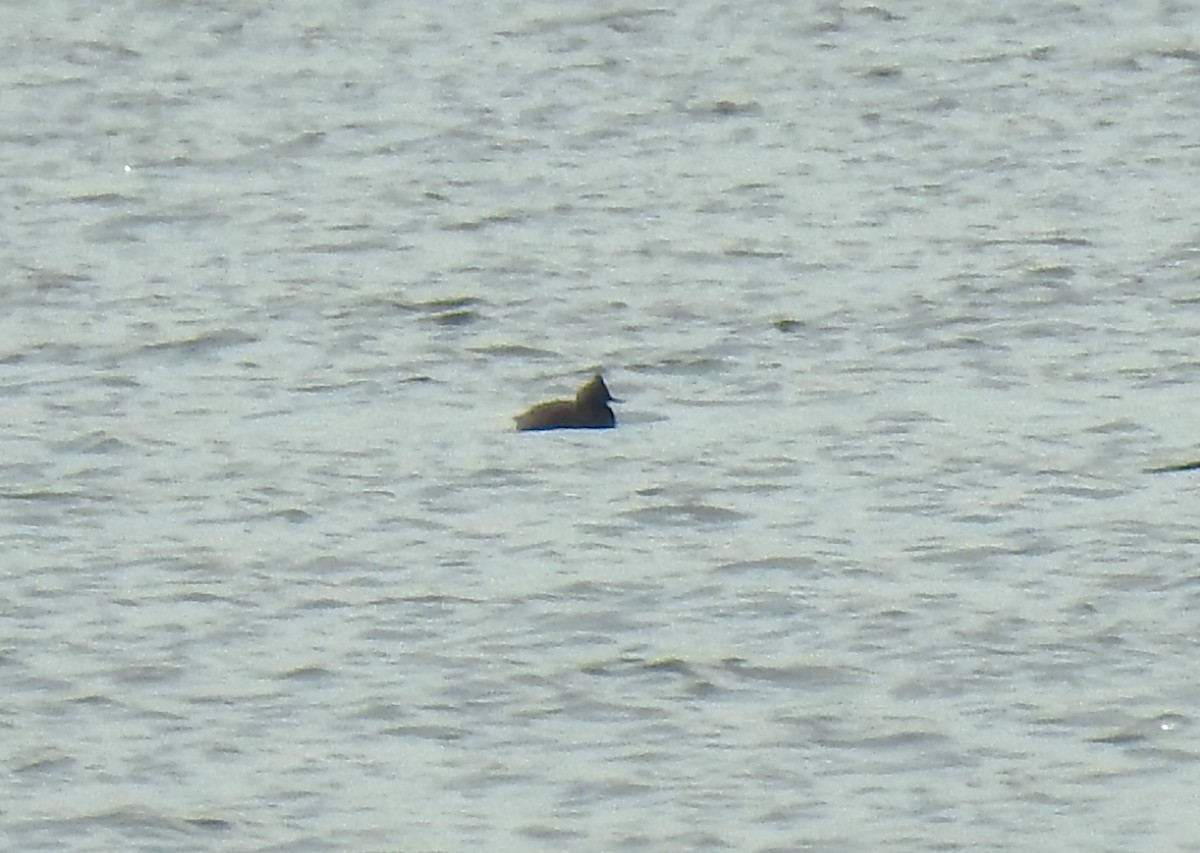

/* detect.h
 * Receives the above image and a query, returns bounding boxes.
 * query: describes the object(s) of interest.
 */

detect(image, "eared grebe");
[514,375,620,431]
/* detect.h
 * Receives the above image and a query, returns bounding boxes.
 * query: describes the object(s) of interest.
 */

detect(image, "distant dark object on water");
[1145,460,1200,473]
[514,375,620,431]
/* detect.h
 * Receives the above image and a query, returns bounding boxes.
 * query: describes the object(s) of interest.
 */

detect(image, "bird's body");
[514,375,619,431]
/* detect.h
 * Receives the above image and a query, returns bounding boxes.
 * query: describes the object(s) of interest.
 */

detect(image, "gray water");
[3,2,1200,851]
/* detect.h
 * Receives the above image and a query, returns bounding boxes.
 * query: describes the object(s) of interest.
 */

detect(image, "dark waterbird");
[514,375,620,431]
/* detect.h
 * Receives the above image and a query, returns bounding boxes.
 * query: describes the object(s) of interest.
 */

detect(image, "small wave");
[622,503,748,526]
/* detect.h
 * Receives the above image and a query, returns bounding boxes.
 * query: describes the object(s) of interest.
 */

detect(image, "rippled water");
[4,2,1200,851]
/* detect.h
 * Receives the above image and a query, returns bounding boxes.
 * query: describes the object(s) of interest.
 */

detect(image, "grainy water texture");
[2,1,1200,850]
